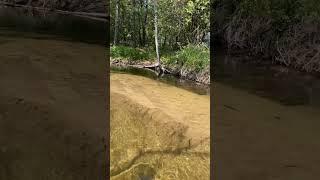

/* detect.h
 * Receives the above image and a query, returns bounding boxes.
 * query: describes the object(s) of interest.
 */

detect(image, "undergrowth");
[111,44,209,72]
[162,44,210,73]
[111,45,155,62]
[215,0,320,73]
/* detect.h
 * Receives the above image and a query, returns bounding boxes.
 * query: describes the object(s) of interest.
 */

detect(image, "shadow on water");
[0,7,108,180]
[111,66,210,96]
[214,48,320,107]
[0,7,107,45]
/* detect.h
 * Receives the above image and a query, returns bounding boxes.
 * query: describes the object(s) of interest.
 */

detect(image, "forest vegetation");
[110,0,210,84]
[213,0,320,73]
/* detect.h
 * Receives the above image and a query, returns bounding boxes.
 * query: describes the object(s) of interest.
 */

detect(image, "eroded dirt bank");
[0,35,107,179]
[110,73,210,179]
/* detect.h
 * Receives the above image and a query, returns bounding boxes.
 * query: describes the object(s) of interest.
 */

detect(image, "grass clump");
[111,45,155,62]
[110,44,210,83]
[163,44,210,72]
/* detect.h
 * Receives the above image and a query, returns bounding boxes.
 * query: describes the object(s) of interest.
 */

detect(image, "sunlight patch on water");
[110,73,210,179]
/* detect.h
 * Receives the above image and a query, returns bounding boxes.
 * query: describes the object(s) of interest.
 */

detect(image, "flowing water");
[213,50,320,179]
[0,6,211,180]
[5,5,320,180]
[0,8,107,180]
[0,7,107,45]
[110,72,210,179]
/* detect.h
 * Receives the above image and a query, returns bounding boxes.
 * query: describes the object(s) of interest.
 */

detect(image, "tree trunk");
[27,0,33,15]
[113,0,120,45]
[153,0,160,66]
[142,0,148,46]
[163,36,166,48]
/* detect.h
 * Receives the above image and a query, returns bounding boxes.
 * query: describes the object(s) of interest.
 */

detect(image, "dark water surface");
[0,8,108,180]
[213,49,320,179]
[214,49,320,107]
[0,6,107,45]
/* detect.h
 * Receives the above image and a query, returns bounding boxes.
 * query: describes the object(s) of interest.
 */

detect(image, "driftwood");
[0,1,108,22]
[143,63,173,76]
[111,59,173,77]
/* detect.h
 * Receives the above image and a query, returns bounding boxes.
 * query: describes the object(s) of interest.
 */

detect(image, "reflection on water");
[0,10,107,180]
[213,50,320,179]
[0,34,107,179]
[214,50,320,107]
[0,7,107,45]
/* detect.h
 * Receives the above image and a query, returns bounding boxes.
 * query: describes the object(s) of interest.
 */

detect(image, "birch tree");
[113,0,120,45]
[153,0,160,66]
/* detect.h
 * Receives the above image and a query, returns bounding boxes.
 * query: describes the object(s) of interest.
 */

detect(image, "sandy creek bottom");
[0,34,107,180]
[110,73,210,180]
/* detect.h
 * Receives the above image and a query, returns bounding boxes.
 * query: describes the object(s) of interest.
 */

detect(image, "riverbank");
[213,0,320,74]
[110,45,210,85]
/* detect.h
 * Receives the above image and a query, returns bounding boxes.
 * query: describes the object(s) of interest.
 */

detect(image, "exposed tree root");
[111,59,210,84]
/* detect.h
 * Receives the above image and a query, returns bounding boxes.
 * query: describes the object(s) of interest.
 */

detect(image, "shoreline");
[110,58,211,86]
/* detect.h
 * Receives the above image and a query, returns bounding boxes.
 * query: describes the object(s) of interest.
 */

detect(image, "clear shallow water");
[111,66,210,95]
[110,73,210,179]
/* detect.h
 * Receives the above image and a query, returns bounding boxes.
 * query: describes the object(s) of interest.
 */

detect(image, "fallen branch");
[143,63,173,76]
[111,60,173,77]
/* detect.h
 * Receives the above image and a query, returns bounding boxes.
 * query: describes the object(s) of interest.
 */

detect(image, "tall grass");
[111,44,210,73]
[111,45,155,61]
[163,44,210,72]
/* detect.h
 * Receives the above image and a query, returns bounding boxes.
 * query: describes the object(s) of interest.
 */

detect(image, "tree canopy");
[110,0,210,49]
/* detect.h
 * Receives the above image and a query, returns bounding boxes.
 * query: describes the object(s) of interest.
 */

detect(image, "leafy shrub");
[164,44,210,72]
[111,45,153,61]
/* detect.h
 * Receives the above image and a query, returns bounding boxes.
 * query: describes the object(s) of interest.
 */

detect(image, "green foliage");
[111,44,209,73]
[216,0,320,35]
[298,0,320,19]
[110,0,210,47]
[111,45,154,61]
[216,0,320,73]
[239,0,320,22]
[158,0,210,46]
[164,44,210,72]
